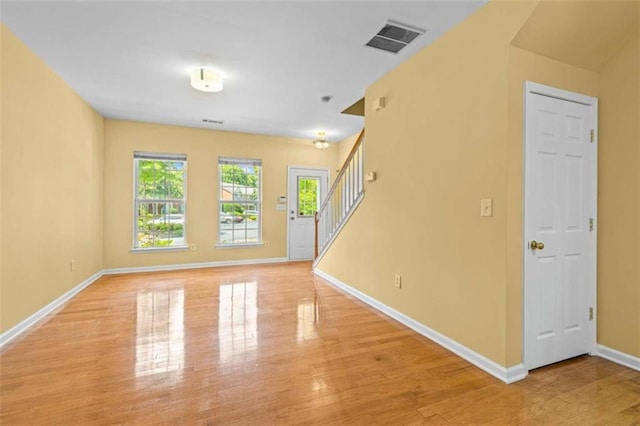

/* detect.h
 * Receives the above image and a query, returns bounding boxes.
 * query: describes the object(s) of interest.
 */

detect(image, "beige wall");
[1,25,104,332]
[318,1,539,366]
[506,47,599,364]
[597,28,640,357]
[511,0,638,72]
[337,132,361,169]
[104,120,338,269]
[318,0,640,366]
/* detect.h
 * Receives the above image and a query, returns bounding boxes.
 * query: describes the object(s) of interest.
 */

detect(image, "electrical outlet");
[264,240,270,247]
[394,274,402,289]
[70,260,75,272]
[190,243,196,251]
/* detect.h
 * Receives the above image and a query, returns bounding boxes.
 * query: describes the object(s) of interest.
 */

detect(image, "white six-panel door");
[524,82,597,371]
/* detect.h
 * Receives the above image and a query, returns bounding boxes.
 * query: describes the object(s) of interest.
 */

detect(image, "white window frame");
[132,151,188,252]
[217,157,263,248]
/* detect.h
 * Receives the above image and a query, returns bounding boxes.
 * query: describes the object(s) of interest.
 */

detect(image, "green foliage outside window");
[221,203,245,214]
[298,177,319,217]
[137,160,184,201]
[135,157,186,248]
[221,164,258,188]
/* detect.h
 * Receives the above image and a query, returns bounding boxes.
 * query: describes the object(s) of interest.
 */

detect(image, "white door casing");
[287,167,329,260]
[523,82,597,371]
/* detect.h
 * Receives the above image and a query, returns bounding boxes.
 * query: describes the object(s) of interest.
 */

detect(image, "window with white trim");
[133,152,187,249]
[218,157,262,246]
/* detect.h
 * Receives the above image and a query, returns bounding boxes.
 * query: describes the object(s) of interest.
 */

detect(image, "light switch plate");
[480,199,493,217]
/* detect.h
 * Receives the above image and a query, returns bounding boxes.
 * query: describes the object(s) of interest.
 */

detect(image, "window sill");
[130,246,189,253]
[215,242,264,249]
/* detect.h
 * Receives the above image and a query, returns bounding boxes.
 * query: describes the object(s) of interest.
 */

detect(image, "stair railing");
[314,129,365,264]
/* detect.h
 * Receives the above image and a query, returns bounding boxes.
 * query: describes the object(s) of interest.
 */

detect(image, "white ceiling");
[1,1,486,142]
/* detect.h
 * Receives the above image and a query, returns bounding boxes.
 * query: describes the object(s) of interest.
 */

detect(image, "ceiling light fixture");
[190,68,223,93]
[312,132,330,150]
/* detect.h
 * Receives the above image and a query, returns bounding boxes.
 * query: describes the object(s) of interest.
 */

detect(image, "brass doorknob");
[530,240,545,250]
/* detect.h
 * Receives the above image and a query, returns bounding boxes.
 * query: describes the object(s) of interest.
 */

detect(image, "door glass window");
[297,177,319,217]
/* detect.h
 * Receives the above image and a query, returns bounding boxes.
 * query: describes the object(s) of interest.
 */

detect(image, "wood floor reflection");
[1,262,639,424]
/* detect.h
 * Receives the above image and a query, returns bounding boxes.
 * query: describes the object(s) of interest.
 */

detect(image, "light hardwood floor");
[1,262,639,424]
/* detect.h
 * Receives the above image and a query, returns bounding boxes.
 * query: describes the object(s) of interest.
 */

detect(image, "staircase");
[314,129,365,266]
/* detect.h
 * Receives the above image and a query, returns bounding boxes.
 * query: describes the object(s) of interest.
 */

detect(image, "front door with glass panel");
[288,167,329,260]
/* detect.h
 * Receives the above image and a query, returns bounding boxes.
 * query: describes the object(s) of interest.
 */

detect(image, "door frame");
[286,165,330,261]
[522,81,598,370]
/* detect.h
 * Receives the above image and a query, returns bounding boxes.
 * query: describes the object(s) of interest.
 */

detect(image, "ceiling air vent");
[365,20,426,54]
[202,119,224,125]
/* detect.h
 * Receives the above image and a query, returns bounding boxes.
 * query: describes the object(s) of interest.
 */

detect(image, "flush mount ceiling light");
[190,68,223,93]
[312,132,330,150]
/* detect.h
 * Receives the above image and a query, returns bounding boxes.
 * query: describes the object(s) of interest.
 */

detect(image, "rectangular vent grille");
[203,119,224,125]
[365,20,425,54]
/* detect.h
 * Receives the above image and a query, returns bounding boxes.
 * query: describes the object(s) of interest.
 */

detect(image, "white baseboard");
[597,344,640,371]
[0,270,104,349]
[313,268,527,384]
[103,257,289,275]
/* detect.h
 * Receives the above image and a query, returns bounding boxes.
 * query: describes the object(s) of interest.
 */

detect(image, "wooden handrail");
[316,129,365,221]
